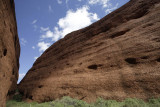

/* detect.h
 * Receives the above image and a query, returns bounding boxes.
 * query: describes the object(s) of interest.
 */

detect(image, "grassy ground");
[7,96,160,107]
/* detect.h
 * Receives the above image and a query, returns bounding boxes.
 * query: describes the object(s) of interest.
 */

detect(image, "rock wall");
[0,0,20,106]
[19,0,160,103]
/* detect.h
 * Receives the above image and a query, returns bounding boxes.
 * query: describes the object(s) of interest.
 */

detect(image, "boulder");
[0,0,20,106]
[19,0,160,103]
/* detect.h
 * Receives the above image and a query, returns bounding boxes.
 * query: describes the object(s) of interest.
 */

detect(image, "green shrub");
[51,96,90,107]
[12,89,23,102]
[94,98,123,107]
[121,98,147,107]
[12,93,22,102]
[7,97,160,107]
[7,100,51,107]
[148,98,160,107]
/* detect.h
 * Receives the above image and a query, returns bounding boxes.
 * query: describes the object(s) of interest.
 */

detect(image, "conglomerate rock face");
[19,0,160,103]
[0,0,20,106]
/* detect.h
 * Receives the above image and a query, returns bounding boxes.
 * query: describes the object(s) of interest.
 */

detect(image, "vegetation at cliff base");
[7,96,160,107]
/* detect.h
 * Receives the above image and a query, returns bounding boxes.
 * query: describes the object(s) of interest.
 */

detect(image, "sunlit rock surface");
[0,0,20,106]
[19,0,160,103]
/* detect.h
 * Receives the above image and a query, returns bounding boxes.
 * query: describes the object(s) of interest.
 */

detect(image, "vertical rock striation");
[19,0,160,103]
[0,0,20,106]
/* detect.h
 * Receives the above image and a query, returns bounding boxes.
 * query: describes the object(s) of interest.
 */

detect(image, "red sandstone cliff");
[0,0,20,106]
[19,0,160,103]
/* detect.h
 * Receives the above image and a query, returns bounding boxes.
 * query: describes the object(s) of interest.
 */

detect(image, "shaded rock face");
[0,0,20,106]
[19,0,160,103]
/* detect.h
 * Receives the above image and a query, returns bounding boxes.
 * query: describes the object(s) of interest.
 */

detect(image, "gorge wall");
[0,0,20,106]
[19,0,160,103]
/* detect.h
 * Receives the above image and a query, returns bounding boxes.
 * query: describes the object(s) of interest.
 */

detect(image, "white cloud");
[37,6,99,54]
[34,56,38,60]
[52,27,61,41]
[32,20,38,31]
[18,73,26,83]
[49,5,53,12]
[37,41,51,52]
[41,30,54,39]
[105,3,118,13]
[65,0,69,8]
[20,38,27,46]
[66,0,69,3]
[19,73,26,79]
[40,28,60,41]
[33,25,38,31]
[57,0,62,4]
[88,0,119,14]
[40,27,50,32]
[32,46,35,49]
[57,6,99,38]
[88,0,111,8]
[32,20,37,24]
[40,6,99,42]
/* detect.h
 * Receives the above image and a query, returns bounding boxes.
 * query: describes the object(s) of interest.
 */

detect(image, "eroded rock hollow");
[0,0,20,106]
[19,0,160,103]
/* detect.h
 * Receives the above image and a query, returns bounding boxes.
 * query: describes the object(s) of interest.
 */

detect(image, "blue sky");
[14,0,129,83]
